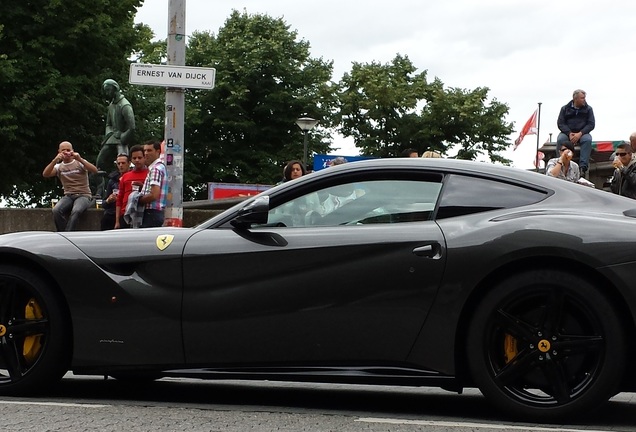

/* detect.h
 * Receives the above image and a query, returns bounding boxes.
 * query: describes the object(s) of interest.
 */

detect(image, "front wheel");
[0,265,71,395]
[467,270,625,421]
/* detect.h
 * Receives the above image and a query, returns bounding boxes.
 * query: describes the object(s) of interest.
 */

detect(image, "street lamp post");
[295,117,319,169]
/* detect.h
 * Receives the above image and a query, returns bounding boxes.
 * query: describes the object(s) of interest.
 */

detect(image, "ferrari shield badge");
[156,234,174,251]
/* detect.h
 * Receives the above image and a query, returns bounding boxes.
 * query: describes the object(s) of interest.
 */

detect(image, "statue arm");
[105,111,114,135]
[119,104,136,145]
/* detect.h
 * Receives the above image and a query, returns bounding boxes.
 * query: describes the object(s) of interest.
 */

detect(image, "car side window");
[436,174,548,219]
[267,179,443,227]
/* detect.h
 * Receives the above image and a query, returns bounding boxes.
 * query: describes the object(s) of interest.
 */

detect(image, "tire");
[0,264,71,395]
[466,270,625,422]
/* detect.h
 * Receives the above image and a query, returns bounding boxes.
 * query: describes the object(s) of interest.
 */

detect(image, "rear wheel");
[0,265,70,395]
[467,270,625,421]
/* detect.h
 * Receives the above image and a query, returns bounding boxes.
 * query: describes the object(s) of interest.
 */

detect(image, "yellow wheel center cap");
[538,339,551,353]
[0,324,6,337]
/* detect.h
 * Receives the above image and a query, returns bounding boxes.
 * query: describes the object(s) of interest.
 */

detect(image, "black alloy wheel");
[0,265,70,395]
[467,270,625,421]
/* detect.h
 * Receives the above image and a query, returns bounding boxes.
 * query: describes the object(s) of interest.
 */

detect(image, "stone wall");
[0,208,222,234]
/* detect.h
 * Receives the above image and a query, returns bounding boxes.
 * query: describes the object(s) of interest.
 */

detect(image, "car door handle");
[413,243,442,259]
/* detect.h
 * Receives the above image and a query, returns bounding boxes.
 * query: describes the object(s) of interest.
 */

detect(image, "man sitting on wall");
[42,141,98,231]
[556,89,595,175]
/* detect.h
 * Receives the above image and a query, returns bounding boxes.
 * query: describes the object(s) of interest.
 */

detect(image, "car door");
[181,170,447,365]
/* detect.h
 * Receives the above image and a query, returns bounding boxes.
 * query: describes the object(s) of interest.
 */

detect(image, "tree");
[127,23,167,142]
[338,55,514,162]
[181,11,338,198]
[0,0,142,206]
[420,79,514,163]
[339,55,428,158]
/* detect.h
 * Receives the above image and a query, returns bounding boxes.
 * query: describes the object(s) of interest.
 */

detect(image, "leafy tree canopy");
[180,10,338,198]
[1,5,517,207]
[0,0,142,206]
[338,55,514,162]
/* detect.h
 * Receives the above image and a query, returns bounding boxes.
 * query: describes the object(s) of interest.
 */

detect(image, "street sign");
[129,63,215,90]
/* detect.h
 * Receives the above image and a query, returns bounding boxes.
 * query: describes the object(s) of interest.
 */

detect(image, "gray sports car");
[1,158,635,422]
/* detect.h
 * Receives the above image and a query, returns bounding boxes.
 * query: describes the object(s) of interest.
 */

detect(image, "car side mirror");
[230,196,270,229]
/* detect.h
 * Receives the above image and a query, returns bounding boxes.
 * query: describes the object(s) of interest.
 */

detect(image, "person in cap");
[545,141,580,182]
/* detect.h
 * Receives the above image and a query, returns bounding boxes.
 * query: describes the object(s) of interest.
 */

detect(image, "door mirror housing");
[230,196,270,229]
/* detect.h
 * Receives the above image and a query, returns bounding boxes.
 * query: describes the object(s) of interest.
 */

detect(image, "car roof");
[200,157,636,229]
[301,158,569,190]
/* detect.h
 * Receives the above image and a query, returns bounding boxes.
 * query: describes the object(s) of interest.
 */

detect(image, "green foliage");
[338,55,514,162]
[0,0,142,206]
[1,5,517,207]
[128,23,167,142]
[420,81,514,163]
[181,10,337,198]
[339,55,428,158]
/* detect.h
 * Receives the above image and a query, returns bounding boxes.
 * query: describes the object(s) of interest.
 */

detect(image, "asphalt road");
[1,374,635,431]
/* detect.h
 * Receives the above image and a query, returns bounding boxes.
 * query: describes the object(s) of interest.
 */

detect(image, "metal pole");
[164,0,186,227]
[303,130,308,169]
[295,117,318,170]
[535,102,542,172]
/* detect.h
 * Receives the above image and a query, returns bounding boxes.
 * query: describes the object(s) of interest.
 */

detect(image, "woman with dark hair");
[283,160,306,182]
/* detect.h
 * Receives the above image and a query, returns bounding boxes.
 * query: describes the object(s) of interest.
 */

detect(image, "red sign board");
[207,182,272,200]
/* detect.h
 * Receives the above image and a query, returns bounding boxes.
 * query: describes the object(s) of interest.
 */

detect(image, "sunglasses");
[560,148,571,152]
[616,152,629,157]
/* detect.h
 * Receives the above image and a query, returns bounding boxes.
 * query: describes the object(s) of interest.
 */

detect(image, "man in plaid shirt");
[138,140,168,228]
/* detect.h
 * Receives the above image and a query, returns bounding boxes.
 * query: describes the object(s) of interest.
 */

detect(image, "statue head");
[102,79,120,101]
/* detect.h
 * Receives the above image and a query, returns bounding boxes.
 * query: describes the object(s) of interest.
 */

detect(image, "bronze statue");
[97,79,135,171]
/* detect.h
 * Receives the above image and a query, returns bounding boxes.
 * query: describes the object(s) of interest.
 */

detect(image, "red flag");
[593,141,615,152]
[514,109,538,150]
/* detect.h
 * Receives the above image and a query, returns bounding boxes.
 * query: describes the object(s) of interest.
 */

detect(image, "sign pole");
[129,64,215,89]
[535,102,542,172]
[129,1,213,227]
[163,0,186,227]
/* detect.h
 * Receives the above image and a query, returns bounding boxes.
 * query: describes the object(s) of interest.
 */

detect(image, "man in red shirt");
[115,144,148,229]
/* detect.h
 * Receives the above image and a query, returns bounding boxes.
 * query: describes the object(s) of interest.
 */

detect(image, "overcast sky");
[134,0,636,168]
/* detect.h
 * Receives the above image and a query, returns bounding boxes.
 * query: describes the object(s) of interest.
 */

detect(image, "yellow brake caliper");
[504,334,517,363]
[23,298,43,365]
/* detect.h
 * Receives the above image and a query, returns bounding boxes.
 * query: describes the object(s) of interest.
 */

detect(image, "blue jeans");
[556,132,592,171]
[140,209,165,228]
[52,194,92,231]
